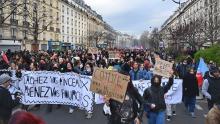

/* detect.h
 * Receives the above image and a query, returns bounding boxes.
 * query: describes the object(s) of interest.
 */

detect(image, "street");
[30,100,208,124]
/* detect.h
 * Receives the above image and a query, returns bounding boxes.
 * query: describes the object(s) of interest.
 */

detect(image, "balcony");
[56,28,60,33]
[50,27,54,31]
[23,21,29,28]
[10,19,18,26]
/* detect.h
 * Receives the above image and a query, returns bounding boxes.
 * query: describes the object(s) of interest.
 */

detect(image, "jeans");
[166,104,176,116]
[148,111,165,124]
[184,96,196,113]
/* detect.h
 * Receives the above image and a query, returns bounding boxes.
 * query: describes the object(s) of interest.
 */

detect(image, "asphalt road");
[29,100,208,124]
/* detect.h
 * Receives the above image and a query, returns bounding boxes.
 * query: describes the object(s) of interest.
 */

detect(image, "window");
[11,28,17,38]
[67,8,69,15]
[62,26,64,33]
[67,17,69,24]
[71,10,73,16]
[57,12,59,21]
[63,36,65,42]
[75,12,77,18]
[62,5,64,12]
[79,30,80,35]
[75,29,77,35]
[50,0,52,6]
[67,27,69,34]
[75,20,77,26]
[72,28,73,35]
[71,19,73,25]
[62,15,64,23]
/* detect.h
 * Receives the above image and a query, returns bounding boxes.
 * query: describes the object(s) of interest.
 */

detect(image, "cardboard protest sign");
[109,51,121,59]
[88,47,99,54]
[90,68,130,103]
[153,59,173,78]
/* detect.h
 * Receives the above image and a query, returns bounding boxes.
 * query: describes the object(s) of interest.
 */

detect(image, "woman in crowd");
[183,68,199,118]
[143,72,174,124]
[83,63,94,119]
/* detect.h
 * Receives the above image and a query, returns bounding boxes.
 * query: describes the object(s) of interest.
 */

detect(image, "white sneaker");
[69,108,74,114]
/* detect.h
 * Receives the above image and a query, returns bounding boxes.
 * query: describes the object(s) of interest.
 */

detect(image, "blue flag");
[197,58,209,77]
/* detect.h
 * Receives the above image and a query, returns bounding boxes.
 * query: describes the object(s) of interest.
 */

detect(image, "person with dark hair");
[103,65,144,124]
[0,74,20,124]
[202,67,220,110]
[183,68,199,118]
[8,111,45,124]
[143,72,174,124]
[205,67,220,124]
[129,62,144,81]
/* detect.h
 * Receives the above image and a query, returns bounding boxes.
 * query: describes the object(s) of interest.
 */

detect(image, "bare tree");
[149,28,161,50]
[88,31,105,47]
[0,0,24,25]
[23,0,57,50]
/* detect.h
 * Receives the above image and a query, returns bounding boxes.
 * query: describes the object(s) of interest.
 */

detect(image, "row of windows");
[62,36,85,43]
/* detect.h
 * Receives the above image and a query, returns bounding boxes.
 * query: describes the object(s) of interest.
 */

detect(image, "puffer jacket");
[143,78,173,112]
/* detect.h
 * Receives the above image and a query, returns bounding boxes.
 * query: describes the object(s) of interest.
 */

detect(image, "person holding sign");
[143,71,174,124]
[103,65,144,124]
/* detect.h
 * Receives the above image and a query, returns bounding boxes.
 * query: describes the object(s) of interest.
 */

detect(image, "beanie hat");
[0,74,11,85]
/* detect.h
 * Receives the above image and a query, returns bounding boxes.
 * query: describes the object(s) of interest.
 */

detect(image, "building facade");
[160,0,220,50]
[0,0,116,51]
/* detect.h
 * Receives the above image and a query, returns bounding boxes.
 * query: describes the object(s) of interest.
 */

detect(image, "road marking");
[196,104,203,111]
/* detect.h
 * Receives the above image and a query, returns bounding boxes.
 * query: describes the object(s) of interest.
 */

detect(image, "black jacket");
[108,81,144,124]
[143,78,173,112]
[183,73,199,97]
[0,86,20,120]
[207,77,220,105]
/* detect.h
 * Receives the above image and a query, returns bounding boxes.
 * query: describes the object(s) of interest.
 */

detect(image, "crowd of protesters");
[0,48,219,124]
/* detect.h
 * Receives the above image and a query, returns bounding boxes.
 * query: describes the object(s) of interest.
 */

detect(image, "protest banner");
[90,68,130,103]
[17,71,94,112]
[132,79,183,104]
[88,47,99,54]
[153,59,173,78]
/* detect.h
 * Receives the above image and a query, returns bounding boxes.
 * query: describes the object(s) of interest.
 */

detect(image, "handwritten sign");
[153,59,173,78]
[109,51,121,59]
[18,71,94,112]
[88,47,99,54]
[90,68,130,103]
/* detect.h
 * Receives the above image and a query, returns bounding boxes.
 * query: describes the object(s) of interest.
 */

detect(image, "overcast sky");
[84,0,181,37]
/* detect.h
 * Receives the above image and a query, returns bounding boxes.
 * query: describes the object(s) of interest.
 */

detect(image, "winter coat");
[143,78,173,112]
[129,69,144,81]
[183,73,199,97]
[0,86,20,120]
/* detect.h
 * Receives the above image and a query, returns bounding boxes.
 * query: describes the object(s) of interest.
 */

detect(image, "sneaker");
[86,113,93,119]
[172,111,176,116]
[191,112,196,118]
[69,108,74,114]
[166,116,171,121]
